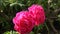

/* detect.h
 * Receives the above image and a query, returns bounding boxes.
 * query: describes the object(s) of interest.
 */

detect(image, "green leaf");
[30,31,34,34]
[3,31,19,34]
[10,2,25,7]
[8,0,16,3]
[38,24,43,30]
[58,14,60,17]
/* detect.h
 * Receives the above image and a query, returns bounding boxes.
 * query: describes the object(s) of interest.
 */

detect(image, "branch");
[48,19,58,34]
[45,23,50,34]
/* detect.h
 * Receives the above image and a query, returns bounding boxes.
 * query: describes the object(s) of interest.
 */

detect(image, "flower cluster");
[13,4,45,34]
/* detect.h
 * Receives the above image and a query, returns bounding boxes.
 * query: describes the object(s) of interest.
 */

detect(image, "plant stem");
[49,19,58,34]
[34,26,38,34]
[45,23,50,34]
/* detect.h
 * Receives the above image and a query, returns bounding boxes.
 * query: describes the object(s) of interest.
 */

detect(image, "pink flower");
[13,4,45,34]
[28,4,45,26]
[13,11,35,34]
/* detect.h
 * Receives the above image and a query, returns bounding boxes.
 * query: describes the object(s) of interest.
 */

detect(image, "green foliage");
[38,25,43,30]
[30,31,34,34]
[3,31,18,34]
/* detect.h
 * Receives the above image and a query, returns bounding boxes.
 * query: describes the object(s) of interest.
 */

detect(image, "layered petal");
[28,4,45,26]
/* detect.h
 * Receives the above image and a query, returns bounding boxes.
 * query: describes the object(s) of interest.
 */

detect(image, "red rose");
[28,4,45,26]
[13,11,35,34]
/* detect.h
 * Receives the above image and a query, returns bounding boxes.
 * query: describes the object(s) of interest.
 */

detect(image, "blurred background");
[0,0,60,34]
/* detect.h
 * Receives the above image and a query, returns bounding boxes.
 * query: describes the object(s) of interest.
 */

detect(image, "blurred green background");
[0,0,60,34]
